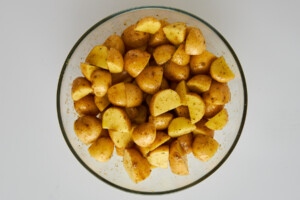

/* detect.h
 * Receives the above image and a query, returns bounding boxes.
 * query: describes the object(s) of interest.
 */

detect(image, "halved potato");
[169,140,189,175]
[164,61,190,82]
[204,103,224,118]
[137,131,170,156]
[132,122,156,147]
[91,69,112,97]
[74,94,99,116]
[175,80,189,105]
[134,17,161,34]
[94,95,110,112]
[122,25,150,50]
[210,56,235,83]
[71,77,93,101]
[102,107,131,132]
[202,81,231,105]
[124,49,151,77]
[108,125,135,148]
[177,133,193,154]
[111,70,132,85]
[153,44,176,65]
[148,20,169,47]
[163,22,186,45]
[186,93,205,124]
[185,27,206,55]
[124,83,143,107]
[107,82,126,107]
[205,109,228,130]
[171,44,190,66]
[190,50,217,74]
[168,117,196,137]
[187,75,212,93]
[103,34,125,55]
[192,135,219,161]
[193,119,214,138]
[107,48,124,73]
[80,63,98,81]
[88,137,114,162]
[136,66,163,94]
[175,106,190,118]
[149,112,174,130]
[85,45,108,69]
[147,145,169,169]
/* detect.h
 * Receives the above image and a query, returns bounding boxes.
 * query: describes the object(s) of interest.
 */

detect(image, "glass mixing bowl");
[57,6,247,194]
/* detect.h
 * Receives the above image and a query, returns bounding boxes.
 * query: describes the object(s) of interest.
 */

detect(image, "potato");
[132,122,156,147]
[125,107,139,120]
[85,45,108,69]
[111,70,132,85]
[122,25,150,49]
[71,77,93,101]
[202,80,231,105]
[74,94,99,116]
[94,95,110,112]
[145,94,152,106]
[108,125,135,148]
[205,109,228,130]
[169,140,189,175]
[164,61,190,82]
[192,135,219,161]
[185,27,206,55]
[115,147,125,156]
[123,149,151,183]
[124,83,143,107]
[134,16,161,34]
[160,78,169,90]
[102,107,131,132]
[88,137,114,162]
[175,80,189,105]
[136,66,163,94]
[147,145,169,169]
[171,44,190,66]
[163,22,186,45]
[91,69,112,97]
[175,106,190,118]
[107,48,124,73]
[149,89,181,116]
[149,112,174,130]
[148,20,169,47]
[210,56,235,83]
[177,133,193,154]
[153,44,176,65]
[124,49,151,77]
[107,82,126,107]
[190,50,217,74]
[186,93,205,124]
[131,105,148,124]
[193,119,214,138]
[80,63,98,81]
[204,103,224,118]
[74,116,102,145]
[187,75,212,93]
[168,117,196,137]
[103,34,125,55]
[137,131,170,156]
[99,129,109,137]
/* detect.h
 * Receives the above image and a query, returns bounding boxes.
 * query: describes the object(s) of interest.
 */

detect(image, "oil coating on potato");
[132,122,156,147]
[171,43,190,66]
[202,80,231,105]
[164,61,190,82]
[103,34,125,55]
[122,25,150,50]
[91,69,112,97]
[85,45,108,69]
[88,137,114,162]
[190,50,217,74]
[185,27,206,55]
[94,95,110,112]
[192,135,219,161]
[153,44,176,65]
[149,112,174,130]
[169,140,189,175]
[124,49,151,78]
[136,66,163,94]
[74,94,99,116]
[107,82,127,107]
[71,77,93,101]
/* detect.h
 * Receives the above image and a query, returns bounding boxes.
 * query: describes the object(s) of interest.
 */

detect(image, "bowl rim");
[56,5,248,195]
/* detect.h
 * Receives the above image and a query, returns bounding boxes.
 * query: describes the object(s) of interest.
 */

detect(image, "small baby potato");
[160,78,169,90]
[74,115,102,145]
[205,109,228,130]
[136,66,163,94]
[153,44,176,65]
[107,82,126,107]
[108,125,134,148]
[210,56,235,83]
[124,83,143,107]
[94,95,110,112]
[185,27,206,55]
[134,16,161,34]
[192,135,219,161]
[187,75,212,93]
[175,106,190,118]
[85,45,108,69]
[131,105,148,124]
[175,80,189,105]
[163,22,187,45]
[74,94,99,116]
[202,81,231,105]
[169,140,189,175]
[204,103,224,118]
[103,34,125,55]
[168,117,196,137]
[164,61,190,82]
[147,145,169,169]
[71,77,93,101]
[190,50,217,74]
[193,119,215,138]
[148,20,169,47]
[88,137,114,162]
[102,107,131,132]
[177,133,193,154]
[132,122,156,147]
[80,63,98,81]
[124,49,151,77]
[91,69,112,97]
[149,112,174,130]
[122,25,150,49]
[186,93,206,124]
[111,70,132,85]
[107,48,124,73]
[171,44,190,66]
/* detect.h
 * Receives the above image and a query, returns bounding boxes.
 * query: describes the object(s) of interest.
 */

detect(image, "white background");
[1,0,299,199]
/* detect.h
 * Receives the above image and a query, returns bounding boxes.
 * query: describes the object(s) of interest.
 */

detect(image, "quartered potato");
[71,77,93,101]
[153,44,176,65]
[107,48,124,73]
[88,137,114,162]
[164,61,190,82]
[168,117,196,137]
[134,16,161,34]
[175,80,189,105]
[136,66,163,94]
[177,133,193,154]
[103,34,125,55]
[91,69,112,97]
[132,122,156,147]
[74,94,99,116]
[169,140,189,175]
[108,125,135,148]
[147,145,169,169]
[204,103,224,118]
[124,83,143,107]
[124,49,151,77]
[85,45,108,69]
[94,95,110,112]
[137,131,170,156]
[185,27,206,55]
[163,22,187,45]
[122,25,150,50]
[193,118,215,138]
[148,20,169,47]
[203,80,231,105]
[171,43,190,66]
[192,135,219,161]
[186,93,206,124]
[210,56,235,83]
[149,112,174,130]
[205,109,228,130]
[80,63,98,81]
[187,75,212,93]
[107,82,127,107]
[102,107,131,132]
[190,50,217,74]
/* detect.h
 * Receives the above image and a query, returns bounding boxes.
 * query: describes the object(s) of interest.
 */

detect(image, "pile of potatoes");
[71,16,235,183]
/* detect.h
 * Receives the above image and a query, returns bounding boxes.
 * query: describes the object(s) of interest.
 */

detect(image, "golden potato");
[160,78,169,90]
[85,45,108,69]
[187,75,212,93]
[190,50,217,74]
[131,105,148,124]
[108,125,134,148]
[107,82,126,107]
[94,95,110,112]
[169,140,189,175]
[91,69,112,97]
[134,16,161,34]
[175,80,189,105]
[137,131,170,156]
[149,89,181,116]
[125,107,139,120]
[136,66,163,94]
[107,48,124,73]
[192,135,219,161]
[210,56,235,83]
[123,149,151,183]
[168,117,196,137]
[148,20,169,47]
[115,147,125,156]
[145,94,152,106]
[202,80,231,105]
[122,25,150,49]
[74,94,99,116]
[193,119,214,138]
[103,34,125,55]
[153,44,176,65]
[102,107,131,132]
[74,116,102,145]
[80,63,98,81]
[71,77,93,101]
[124,83,143,107]
[132,122,156,147]
[185,27,206,55]
[149,112,174,130]
[163,22,186,45]
[171,44,190,66]
[175,105,190,118]
[111,70,132,85]
[177,133,193,154]
[147,145,169,169]
[205,109,228,130]
[164,61,190,82]
[204,103,224,118]
[186,93,205,124]
[88,137,114,162]
[124,49,151,77]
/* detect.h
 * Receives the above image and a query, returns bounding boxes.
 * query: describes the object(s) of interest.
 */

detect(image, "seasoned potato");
[85,45,108,69]
[148,20,169,47]
[149,112,174,130]
[147,145,169,169]
[74,116,102,145]
[74,94,99,116]
[164,61,190,82]
[111,70,132,85]
[122,25,150,49]
[177,133,193,154]
[149,89,181,116]
[169,140,189,175]
[202,80,231,105]
[135,17,161,34]
[160,78,169,90]
[124,83,143,107]
[94,95,110,112]
[205,109,228,130]
[204,103,224,118]
[153,44,176,65]
[107,82,126,107]
[88,137,114,162]
[71,77,93,101]
[145,94,152,106]
[175,80,189,105]
[131,105,148,124]
[168,117,196,137]
[102,107,131,132]
[190,50,217,74]
[186,93,205,124]
[185,27,206,55]
[210,56,235,83]
[115,147,125,156]
[136,66,163,94]
[123,149,151,183]
[193,119,214,138]
[187,75,212,93]
[192,135,219,161]
[107,48,124,73]
[91,69,112,97]
[124,49,151,77]
[132,122,156,147]
[80,63,98,81]
[137,131,170,156]
[125,107,139,120]
[163,22,186,45]
[171,44,190,66]
[108,125,135,148]
[103,34,125,55]
[175,106,190,118]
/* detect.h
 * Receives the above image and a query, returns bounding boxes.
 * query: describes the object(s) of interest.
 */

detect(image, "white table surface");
[1,0,299,199]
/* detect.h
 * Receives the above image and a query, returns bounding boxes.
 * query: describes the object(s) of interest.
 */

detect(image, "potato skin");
[169,140,189,175]
[153,44,176,65]
[103,34,125,55]
[74,94,99,116]
[202,80,231,105]
[132,122,156,147]
[192,135,219,161]
[187,75,212,94]
[122,25,150,50]
[107,82,127,107]
[193,119,214,138]
[175,106,190,118]
[91,69,112,97]
[164,61,190,82]
[171,44,190,66]
[124,83,143,107]
[190,50,217,75]
[80,63,98,81]
[204,103,224,118]
[177,133,193,154]
[74,116,102,145]
[71,77,93,101]
[124,49,151,78]
[149,112,174,130]
[185,27,206,55]
[88,137,114,162]
[111,70,132,85]
[94,95,110,112]
[148,20,169,47]
[136,66,163,94]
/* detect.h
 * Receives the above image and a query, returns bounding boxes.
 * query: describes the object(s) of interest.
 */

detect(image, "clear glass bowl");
[57,6,247,194]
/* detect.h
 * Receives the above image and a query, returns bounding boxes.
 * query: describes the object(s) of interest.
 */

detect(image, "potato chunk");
[168,117,196,137]
[134,17,161,34]
[88,137,114,162]
[192,135,219,161]
[205,109,228,130]
[210,56,235,83]
[163,22,186,45]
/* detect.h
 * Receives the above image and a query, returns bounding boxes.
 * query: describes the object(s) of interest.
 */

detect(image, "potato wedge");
[132,122,156,147]
[204,103,224,118]
[169,140,189,175]
[148,20,169,47]
[153,44,176,65]
[160,78,169,90]
[80,63,98,81]
[103,34,125,55]
[185,27,206,55]
[187,75,212,93]
[205,109,228,130]
[202,81,231,105]
[164,61,190,82]
[102,107,131,132]
[108,125,134,148]
[168,117,196,137]
[111,70,132,85]
[122,25,150,49]
[74,116,102,145]
[134,17,161,34]
[175,80,189,105]
[71,77,93,101]
[190,50,217,74]
[163,22,186,45]
[131,105,148,124]
[186,93,206,124]
[210,56,235,83]
[107,48,124,73]
[124,83,143,107]
[94,94,110,112]
[147,145,169,169]
[175,105,190,118]
[74,94,99,116]
[137,131,170,156]
[91,69,112,97]
[124,49,151,77]
[149,112,174,130]
[193,119,214,138]
[85,45,108,69]
[88,137,114,162]
[171,44,190,66]
[192,135,219,161]
[107,82,126,107]
[177,133,193,154]
[136,66,163,94]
